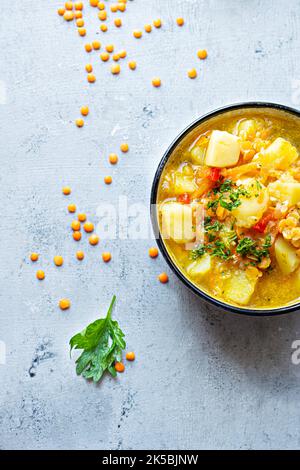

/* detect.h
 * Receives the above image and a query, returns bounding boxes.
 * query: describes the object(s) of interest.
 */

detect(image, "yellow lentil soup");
[157,106,300,310]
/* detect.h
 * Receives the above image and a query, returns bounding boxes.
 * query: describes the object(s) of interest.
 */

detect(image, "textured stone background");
[1,0,300,450]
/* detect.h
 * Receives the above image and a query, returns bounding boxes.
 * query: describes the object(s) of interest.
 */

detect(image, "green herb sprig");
[207,179,251,212]
[210,240,233,260]
[236,235,272,263]
[191,244,206,259]
[70,296,125,383]
[191,240,233,261]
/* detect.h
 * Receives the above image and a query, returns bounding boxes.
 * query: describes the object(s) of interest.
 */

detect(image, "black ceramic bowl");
[151,102,300,316]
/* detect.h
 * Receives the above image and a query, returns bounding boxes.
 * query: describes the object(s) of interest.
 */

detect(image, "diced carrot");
[223,162,261,180]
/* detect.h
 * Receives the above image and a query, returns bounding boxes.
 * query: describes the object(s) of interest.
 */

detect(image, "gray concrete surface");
[1,0,300,450]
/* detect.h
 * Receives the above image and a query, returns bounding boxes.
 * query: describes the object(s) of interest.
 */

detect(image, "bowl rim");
[150,101,300,316]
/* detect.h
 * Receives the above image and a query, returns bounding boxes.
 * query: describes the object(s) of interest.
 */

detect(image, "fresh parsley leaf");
[236,237,256,256]
[207,199,219,211]
[204,219,223,232]
[190,239,234,261]
[220,229,237,248]
[211,240,232,260]
[70,296,126,383]
[219,196,241,211]
[236,235,272,263]
[190,244,206,259]
[256,180,262,190]
[207,179,250,212]
[219,179,233,193]
[262,234,272,250]
[204,216,212,225]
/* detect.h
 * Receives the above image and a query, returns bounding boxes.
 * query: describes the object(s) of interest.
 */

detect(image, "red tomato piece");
[253,214,273,233]
[177,193,191,204]
[210,167,221,182]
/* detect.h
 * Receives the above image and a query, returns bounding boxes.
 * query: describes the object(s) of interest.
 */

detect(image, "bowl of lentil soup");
[151,103,300,315]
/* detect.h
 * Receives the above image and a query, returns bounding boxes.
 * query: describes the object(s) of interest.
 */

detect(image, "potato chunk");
[232,178,269,228]
[186,254,211,278]
[268,176,300,206]
[257,137,298,170]
[190,145,205,165]
[237,119,259,137]
[173,174,197,194]
[160,202,195,244]
[224,268,260,305]
[275,235,300,275]
[205,130,241,168]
